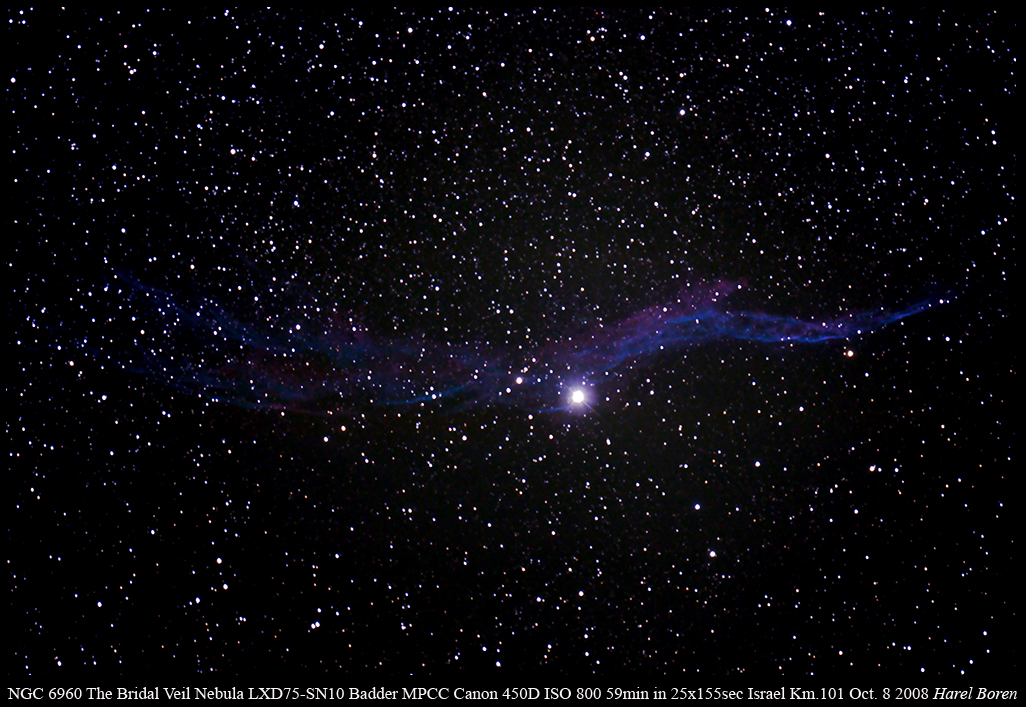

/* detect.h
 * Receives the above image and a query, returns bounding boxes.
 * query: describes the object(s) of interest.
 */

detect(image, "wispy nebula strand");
[106,275,949,413]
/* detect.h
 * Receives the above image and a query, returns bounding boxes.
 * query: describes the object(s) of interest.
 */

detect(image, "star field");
[10,9,1014,678]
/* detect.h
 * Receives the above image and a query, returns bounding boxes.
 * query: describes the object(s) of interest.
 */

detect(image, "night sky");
[11,9,1014,679]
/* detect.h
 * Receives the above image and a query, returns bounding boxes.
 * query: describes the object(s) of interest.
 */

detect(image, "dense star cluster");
[11,9,1013,678]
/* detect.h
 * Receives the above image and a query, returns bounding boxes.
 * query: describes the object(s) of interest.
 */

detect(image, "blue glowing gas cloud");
[105,274,949,414]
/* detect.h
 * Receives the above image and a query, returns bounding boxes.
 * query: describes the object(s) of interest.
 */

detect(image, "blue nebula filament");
[107,275,950,414]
